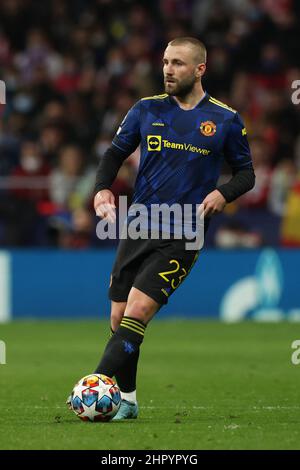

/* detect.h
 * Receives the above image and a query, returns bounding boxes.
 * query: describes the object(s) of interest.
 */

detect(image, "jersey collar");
[168,92,209,110]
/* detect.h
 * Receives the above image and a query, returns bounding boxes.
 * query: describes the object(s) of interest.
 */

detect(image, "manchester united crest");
[200,121,216,137]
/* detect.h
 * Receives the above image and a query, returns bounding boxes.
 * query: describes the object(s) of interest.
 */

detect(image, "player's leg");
[109,300,141,407]
[99,288,159,420]
[123,286,160,323]
[94,288,160,379]
[109,288,160,419]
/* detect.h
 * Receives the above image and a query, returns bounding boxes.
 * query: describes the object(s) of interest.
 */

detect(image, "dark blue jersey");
[112,92,252,234]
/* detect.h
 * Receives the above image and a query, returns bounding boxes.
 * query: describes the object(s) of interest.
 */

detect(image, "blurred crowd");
[1,0,300,248]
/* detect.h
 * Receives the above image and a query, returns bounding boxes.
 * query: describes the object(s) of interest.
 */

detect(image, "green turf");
[0,320,299,450]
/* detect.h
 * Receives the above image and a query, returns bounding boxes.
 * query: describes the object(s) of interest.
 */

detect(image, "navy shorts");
[109,236,200,305]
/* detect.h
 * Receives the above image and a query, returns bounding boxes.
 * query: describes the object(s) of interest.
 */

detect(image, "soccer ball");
[70,374,121,422]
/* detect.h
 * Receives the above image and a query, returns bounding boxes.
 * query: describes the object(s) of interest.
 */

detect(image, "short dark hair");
[168,37,207,64]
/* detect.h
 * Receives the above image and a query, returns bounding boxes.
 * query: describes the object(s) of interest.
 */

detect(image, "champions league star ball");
[70,374,121,422]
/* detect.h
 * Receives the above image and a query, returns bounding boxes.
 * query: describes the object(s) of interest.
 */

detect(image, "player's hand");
[201,190,226,217]
[94,190,116,223]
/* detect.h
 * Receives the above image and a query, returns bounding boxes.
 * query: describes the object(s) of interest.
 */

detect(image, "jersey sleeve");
[112,101,141,155]
[223,113,253,171]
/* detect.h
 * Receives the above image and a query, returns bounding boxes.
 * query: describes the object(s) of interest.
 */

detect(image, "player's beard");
[164,75,197,98]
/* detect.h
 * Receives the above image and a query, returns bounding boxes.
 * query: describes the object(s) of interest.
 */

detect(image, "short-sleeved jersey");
[112,92,252,234]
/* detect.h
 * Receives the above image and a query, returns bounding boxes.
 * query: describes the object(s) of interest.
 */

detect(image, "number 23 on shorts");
[158,259,187,290]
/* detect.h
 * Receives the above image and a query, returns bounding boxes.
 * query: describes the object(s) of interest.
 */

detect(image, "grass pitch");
[0,320,299,450]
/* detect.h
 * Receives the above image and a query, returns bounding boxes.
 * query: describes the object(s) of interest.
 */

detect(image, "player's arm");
[94,102,141,221]
[203,113,255,217]
[94,145,130,222]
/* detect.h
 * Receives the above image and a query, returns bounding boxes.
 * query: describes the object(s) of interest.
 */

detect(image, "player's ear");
[196,63,206,78]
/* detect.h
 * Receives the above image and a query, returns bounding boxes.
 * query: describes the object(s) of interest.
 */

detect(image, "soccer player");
[70,37,255,419]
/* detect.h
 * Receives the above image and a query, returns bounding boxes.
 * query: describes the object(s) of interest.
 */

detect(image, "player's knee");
[124,300,150,324]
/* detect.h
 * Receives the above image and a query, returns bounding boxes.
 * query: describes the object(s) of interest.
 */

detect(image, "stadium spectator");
[49,144,95,211]
[11,140,50,202]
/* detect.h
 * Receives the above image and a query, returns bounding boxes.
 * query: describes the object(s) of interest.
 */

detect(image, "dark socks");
[95,317,145,381]
[107,327,140,392]
[115,348,140,393]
